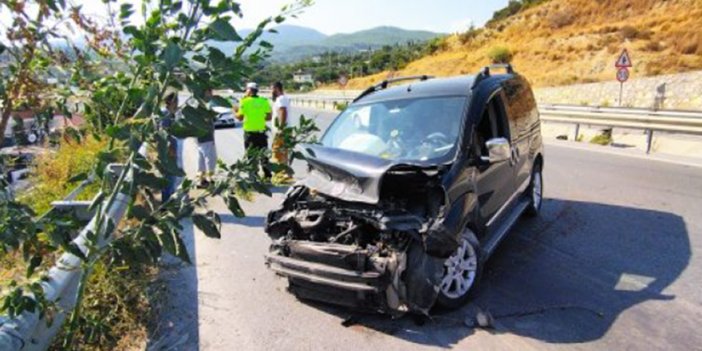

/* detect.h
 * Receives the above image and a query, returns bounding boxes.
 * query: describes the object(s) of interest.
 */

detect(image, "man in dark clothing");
[236,82,272,180]
[197,88,218,187]
[161,92,180,201]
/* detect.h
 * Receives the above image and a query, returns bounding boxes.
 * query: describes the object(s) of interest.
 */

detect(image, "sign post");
[338,75,348,97]
[615,49,632,106]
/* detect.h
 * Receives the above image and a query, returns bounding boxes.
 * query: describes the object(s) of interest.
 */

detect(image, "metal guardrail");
[288,95,702,154]
[538,104,702,153]
[0,146,146,350]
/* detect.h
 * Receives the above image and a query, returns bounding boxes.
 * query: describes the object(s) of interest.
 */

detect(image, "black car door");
[473,93,517,228]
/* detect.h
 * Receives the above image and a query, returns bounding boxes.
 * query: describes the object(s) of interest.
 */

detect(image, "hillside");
[321,26,438,48]
[240,25,327,52]
[247,25,440,62]
[345,0,702,89]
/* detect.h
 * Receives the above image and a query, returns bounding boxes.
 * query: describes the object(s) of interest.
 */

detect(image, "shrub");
[335,101,349,111]
[673,33,701,55]
[644,40,664,52]
[548,9,575,29]
[637,29,653,40]
[487,0,548,26]
[590,133,612,145]
[458,26,482,45]
[424,37,449,55]
[619,25,640,40]
[19,136,107,214]
[488,46,513,64]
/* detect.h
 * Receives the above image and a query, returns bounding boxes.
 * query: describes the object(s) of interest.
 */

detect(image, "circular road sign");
[616,67,629,83]
[338,75,348,87]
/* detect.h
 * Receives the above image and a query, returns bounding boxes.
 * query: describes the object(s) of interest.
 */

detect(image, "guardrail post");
[574,123,580,141]
[646,129,654,154]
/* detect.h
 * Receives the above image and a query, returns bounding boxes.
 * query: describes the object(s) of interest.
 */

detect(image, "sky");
[235,0,510,34]
[1,0,509,41]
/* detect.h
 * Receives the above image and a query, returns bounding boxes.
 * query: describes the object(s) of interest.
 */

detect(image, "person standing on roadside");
[271,81,291,167]
[197,88,218,188]
[236,82,272,180]
[161,92,180,201]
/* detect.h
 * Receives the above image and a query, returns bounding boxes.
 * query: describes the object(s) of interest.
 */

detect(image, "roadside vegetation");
[345,0,702,89]
[590,129,614,146]
[19,136,107,214]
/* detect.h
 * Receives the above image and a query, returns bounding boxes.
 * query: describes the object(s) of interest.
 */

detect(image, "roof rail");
[471,64,515,89]
[353,75,434,102]
[487,63,514,74]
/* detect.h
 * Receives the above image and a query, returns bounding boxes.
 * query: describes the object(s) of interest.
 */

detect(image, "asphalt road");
[156,107,702,350]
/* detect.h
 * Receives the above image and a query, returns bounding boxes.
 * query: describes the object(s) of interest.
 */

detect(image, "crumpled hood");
[298,144,440,204]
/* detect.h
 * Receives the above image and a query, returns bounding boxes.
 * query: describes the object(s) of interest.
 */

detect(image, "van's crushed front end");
[264,145,460,315]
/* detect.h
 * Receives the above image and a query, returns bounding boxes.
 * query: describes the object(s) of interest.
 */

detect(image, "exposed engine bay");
[265,164,460,315]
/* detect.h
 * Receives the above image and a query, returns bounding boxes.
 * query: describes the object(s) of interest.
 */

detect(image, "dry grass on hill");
[346,0,702,89]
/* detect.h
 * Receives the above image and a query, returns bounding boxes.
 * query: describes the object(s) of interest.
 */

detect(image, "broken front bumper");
[265,240,406,313]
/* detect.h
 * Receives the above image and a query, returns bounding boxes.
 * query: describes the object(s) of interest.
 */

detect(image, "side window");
[474,95,510,156]
[503,77,538,140]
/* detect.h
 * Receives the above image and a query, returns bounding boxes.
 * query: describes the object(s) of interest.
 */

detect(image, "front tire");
[525,163,543,217]
[435,229,482,309]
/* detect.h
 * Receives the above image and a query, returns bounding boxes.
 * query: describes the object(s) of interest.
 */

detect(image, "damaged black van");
[265,65,544,316]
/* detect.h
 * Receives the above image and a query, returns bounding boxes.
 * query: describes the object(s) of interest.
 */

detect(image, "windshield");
[321,96,467,162]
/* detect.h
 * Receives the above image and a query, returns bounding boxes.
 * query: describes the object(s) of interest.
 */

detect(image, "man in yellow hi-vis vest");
[236,82,272,179]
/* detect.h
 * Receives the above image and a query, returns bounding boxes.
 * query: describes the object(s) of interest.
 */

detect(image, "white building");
[293,71,314,84]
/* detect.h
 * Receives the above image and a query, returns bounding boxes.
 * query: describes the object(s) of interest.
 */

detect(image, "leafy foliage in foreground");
[0,0,315,349]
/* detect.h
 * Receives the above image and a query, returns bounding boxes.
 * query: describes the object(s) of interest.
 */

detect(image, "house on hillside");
[293,71,314,84]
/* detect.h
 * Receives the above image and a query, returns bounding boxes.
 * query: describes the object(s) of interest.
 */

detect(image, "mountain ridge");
[223,24,442,62]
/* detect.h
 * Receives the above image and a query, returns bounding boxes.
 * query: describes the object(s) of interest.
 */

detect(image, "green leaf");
[163,41,182,69]
[97,150,118,164]
[173,231,191,264]
[169,1,183,13]
[134,171,168,190]
[119,3,134,19]
[157,227,176,256]
[210,96,232,108]
[68,172,88,183]
[65,243,87,261]
[252,181,272,197]
[105,125,130,140]
[192,212,221,238]
[268,162,292,174]
[208,18,242,41]
[224,195,245,217]
[207,47,227,67]
[26,255,42,278]
[123,25,141,39]
[88,192,105,214]
[259,40,273,49]
[128,205,151,220]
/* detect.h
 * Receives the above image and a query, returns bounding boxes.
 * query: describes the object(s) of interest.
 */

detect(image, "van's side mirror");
[480,137,511,164]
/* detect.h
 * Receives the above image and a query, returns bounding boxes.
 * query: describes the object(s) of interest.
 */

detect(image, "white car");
[213,98,239,128]
[214,111,237,128]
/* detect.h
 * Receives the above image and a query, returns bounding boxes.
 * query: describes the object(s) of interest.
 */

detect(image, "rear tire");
[525,162,543,217]
[435,229,482,309]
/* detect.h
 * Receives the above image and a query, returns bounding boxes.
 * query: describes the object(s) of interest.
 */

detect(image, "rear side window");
[502,76,538,140]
